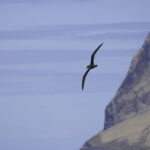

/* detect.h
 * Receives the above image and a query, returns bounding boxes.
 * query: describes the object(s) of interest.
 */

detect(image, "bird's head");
[86,65,90,69]
[94,64,98,68]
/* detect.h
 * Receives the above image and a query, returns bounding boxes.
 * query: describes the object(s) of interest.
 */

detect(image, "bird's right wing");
[90,43,103,65]
[82,68,91,90]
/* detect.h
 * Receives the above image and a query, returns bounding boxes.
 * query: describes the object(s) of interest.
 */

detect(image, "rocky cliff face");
[80,33,150,150]
[104,32,150,130]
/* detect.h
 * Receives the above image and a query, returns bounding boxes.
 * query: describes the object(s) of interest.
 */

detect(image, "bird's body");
[82,43,103,90]
[86,64,97,69]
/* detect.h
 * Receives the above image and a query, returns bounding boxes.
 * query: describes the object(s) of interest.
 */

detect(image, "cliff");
[80,33,150,150]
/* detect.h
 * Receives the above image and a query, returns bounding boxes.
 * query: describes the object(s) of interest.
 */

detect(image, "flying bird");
[82,43,103,90]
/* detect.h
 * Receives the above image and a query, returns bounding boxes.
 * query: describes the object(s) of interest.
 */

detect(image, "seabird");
[82,43,103,90]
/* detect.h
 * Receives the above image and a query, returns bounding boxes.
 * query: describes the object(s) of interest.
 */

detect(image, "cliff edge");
[80,33,150,150]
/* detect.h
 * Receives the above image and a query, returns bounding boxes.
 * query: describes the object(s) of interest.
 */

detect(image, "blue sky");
[0,0,150,150]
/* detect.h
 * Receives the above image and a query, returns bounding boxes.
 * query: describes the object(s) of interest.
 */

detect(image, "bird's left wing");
[82,68,91,90]
[90,43,103,65]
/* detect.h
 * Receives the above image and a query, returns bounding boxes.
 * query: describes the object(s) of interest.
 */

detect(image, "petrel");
[82,43,103,90]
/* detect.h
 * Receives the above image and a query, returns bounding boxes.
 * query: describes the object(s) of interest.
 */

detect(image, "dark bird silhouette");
[82,43,103,90]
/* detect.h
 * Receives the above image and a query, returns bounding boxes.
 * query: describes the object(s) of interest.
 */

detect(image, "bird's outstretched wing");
[90,43,103,65]
[82,68,91,90]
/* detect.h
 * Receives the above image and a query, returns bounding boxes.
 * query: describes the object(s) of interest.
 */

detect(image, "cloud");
[0,22,149,40]
[37,130,75,139]
[0,0,79,4]
[0,0,97,4]
[78,31,148,40]
[0,0,53,3]
[0,29,66,40]
[0,136,16,139]
[32,22,150,32]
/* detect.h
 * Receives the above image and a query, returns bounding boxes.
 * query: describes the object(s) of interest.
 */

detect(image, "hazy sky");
[0,0,150,29]
[0,0,150,150]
